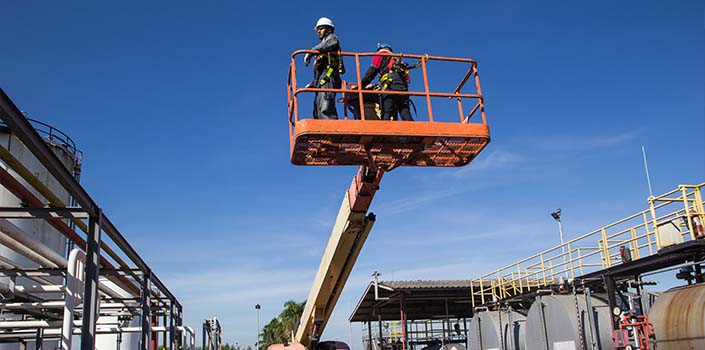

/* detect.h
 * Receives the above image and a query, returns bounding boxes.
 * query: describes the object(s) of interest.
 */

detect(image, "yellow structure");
[471,183,705,307]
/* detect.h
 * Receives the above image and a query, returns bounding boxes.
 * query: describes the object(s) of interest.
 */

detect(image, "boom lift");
[295,166,382,349]
[284,50,492,350]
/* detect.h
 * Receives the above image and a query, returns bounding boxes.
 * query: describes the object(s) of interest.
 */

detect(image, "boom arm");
[294,166,383,348]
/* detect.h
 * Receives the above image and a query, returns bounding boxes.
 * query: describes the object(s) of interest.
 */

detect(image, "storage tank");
[648,283,705,350]
[525,294,613,350]
[0,125,76,277]
[467,309,526,350]
[0,122,79,350]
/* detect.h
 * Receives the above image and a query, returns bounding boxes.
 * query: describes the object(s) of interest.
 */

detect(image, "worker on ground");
[304,17,344,120]
[359,43,414,121]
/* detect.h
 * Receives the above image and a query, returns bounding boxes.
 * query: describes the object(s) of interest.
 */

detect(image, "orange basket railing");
[287,50,488,134]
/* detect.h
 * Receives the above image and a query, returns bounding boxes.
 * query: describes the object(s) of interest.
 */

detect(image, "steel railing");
[470,183,705,307]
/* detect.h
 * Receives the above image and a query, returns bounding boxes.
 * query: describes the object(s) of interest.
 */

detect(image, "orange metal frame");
[287,50,491,170]
[616,315,655,349]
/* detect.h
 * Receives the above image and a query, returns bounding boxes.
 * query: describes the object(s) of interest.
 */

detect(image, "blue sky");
[2,0,704,348]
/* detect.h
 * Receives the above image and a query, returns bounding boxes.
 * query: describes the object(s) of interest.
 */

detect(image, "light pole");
[255,304,261,350]
[551,208,569,278]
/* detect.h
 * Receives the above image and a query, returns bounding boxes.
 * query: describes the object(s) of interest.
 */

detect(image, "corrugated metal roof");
[349,279,483,322]
[380,280,475,289]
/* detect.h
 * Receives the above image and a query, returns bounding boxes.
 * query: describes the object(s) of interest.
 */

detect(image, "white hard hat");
[315,17,334,30]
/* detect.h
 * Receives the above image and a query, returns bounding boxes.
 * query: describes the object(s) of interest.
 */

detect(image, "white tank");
[525,294,613,350]
[467,309,526,350]
[0,126,77,350]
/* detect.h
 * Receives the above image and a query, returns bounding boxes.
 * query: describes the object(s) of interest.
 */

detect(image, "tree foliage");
[259,300,306,350]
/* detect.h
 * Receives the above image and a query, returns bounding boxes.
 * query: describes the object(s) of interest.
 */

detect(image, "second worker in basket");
[359,43,414,121]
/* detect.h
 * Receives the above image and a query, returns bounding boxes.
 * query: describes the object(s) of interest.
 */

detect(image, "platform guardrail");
[471,183,705,307]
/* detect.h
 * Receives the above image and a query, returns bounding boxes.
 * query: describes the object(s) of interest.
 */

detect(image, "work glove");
[304,53,313,67]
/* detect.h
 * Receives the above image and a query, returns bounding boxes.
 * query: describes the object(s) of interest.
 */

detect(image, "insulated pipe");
[0,255,58,286]
[4,284,64,293]
[0,218,65,266]
[31,283,64,293]
[0,95,178,307]
[0,166,139,295]
[0,220,124,299]
[0,145,135,278]
[0,301,137,310]
[0,325,172,334]
[181,326,196,350]
[0,228,58,267]
[0,320,60,329]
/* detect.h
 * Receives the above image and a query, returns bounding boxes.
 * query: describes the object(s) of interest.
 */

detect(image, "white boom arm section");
[295,167,382,348]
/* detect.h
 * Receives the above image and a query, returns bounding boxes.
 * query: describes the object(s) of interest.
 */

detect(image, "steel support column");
[176,305,183,350]
[35,328,43,350]
[377,312,383,349]
[80,212,102,350]
[202,321,207,350]
[142,272,152,350]
[399,294,407,350]
[170,302,176,350]
[152,314,158,350]
[367,321,373,350]
[603,275,619,330]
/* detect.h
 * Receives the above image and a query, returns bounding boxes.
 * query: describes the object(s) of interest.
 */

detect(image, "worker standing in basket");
[359,43,414,121]
[304,17,344,120]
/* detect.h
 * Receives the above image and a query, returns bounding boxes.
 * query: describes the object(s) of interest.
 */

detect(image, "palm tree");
[260,317,283,350]
[280,300,305,339]
[259,300,306,350]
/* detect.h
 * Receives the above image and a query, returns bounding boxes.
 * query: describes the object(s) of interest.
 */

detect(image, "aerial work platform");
[287,51,491,170]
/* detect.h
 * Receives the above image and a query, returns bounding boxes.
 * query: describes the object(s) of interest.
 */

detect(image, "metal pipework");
[0,218,65,266]
[0,143,137,283]
[0,227,58,268]
[0,219,126,299]
[0,87,182,350]
[0,88,178,305]
[372,271,389,301]
[0,256,61,287]
[0,165,139,296]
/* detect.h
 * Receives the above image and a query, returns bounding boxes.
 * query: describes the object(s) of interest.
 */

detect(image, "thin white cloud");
[534,128,643,151]
[451,149,527,177]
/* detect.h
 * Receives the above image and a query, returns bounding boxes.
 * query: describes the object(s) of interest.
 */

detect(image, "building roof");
[348,280,481,322]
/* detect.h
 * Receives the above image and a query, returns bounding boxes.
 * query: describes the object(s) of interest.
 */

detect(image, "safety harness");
[318,50,345,86]
[378,56,410,91]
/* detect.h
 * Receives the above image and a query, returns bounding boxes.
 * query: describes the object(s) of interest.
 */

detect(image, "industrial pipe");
[0,255,60,286]
[0,144,136,279]
[0,220,126,299]
[0,320,60,329]
[0,218,66,265]
[0,166,139,295]
[0,227,58,268]
[0,219,66,267]
[1,283,64,293]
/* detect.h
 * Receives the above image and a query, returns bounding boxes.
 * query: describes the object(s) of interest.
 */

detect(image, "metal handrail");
[471,183,705,307]
[287,50,487,127]
[0,115,83,163]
